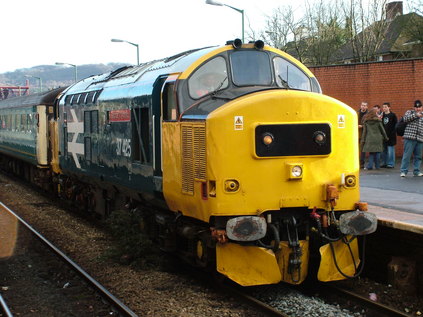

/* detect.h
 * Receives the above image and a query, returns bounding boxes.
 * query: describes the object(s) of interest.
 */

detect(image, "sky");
[0,0,304,74]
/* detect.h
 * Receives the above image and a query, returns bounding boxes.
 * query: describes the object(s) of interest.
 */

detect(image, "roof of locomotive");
[64,46,218,95]
[0,87,67,109]
[58,41,318,99]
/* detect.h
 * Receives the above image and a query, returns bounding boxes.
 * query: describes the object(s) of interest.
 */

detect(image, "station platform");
[360,165,423,234]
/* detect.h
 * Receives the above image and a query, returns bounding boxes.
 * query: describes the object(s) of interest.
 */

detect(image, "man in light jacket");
[400,100,423,177]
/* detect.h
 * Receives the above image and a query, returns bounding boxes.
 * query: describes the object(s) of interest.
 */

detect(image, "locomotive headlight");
[292,165,302,177]
[286,163,303,180]
[262,133,274,146]
[226,216,267,241]
[313,131,326,145]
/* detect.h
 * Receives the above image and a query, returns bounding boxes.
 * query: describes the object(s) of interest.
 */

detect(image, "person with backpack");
[380,102,397,168]
[399,100,423,177]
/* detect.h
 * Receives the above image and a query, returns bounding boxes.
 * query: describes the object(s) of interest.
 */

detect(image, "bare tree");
[302,0,348,65]
[261,0,407,65]
[341,0,392,62]
[261,6,300,49]
[261,5,316,63]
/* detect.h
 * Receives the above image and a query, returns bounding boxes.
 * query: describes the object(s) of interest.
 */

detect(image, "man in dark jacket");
[400,100,423,177]
[381,102,397,168]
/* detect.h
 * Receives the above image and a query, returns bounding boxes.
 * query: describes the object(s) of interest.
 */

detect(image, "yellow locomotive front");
[162,41,376,286]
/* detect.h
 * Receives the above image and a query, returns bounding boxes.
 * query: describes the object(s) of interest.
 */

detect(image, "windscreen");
[230,51,272,86]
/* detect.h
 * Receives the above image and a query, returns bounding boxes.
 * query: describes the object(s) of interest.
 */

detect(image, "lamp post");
[111,38,140,65]
[24,75,42,93]
[55,62,78,83]
[206,0,244,42]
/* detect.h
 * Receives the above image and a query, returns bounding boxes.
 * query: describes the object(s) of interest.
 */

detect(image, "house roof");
[334,12,423,62]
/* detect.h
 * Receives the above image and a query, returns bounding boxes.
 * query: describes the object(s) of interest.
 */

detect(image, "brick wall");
[310,58,423,156]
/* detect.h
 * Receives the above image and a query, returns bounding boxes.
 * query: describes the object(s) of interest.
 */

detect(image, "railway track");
[325,284,413,317]
[216,276,416,317]
[0,293,13,317]
[0,201,137,317]
[1,170,421,316]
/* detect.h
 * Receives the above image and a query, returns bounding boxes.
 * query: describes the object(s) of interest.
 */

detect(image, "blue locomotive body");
[57,47,215,202]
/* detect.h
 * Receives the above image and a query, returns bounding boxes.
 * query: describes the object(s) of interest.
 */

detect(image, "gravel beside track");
[0,173,262,316]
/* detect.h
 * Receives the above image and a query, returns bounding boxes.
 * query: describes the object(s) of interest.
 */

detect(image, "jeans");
[367,152,381,169]
[400,139,423,175]
[381,144,395,167]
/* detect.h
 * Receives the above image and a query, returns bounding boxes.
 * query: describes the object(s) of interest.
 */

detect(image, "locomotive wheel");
[195,235,213,268]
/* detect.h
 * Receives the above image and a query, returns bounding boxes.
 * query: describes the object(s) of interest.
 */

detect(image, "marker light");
[345,175,357,187]
[262,133,274,146]
[313,131,326,145]
[225,179,240,192]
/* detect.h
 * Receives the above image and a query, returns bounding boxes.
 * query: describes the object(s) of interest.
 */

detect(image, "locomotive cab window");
[273,57,311,91]
[162,83,178,121]
[188,56,228,99]
[230,51,272,86]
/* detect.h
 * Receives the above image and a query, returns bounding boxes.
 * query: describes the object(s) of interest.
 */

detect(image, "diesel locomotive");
[0,39,377,286]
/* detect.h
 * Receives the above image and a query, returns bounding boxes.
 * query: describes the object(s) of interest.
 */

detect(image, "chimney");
[386,1,403,21]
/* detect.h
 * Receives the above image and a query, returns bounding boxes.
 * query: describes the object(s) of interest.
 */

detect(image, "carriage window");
[273,57,311,91]
[163,83,178,121]
[188,56,228,99]
[231,51,272,86]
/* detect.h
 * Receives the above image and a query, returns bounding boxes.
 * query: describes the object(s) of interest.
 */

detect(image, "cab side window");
[188,57,228,99]
[162,83,178,121]
[273,57,311,91]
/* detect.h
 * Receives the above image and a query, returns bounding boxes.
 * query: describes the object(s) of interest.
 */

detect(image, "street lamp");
[111,38,140,66]
[24,75,42,93]
[206,0,244,43]
[55,62,78,83]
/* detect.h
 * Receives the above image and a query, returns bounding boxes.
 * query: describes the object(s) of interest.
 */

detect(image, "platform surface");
[360,164,423,234]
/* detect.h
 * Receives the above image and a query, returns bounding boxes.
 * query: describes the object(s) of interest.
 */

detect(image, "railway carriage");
[0,87,66,186]
[0,40,377,286]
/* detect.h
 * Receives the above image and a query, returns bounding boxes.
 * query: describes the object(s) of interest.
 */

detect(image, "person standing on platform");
[400,100,423,177]
[358,102,368,168]
[361,108,388,170]
[373,105,383,119]
[381,102,397,168]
